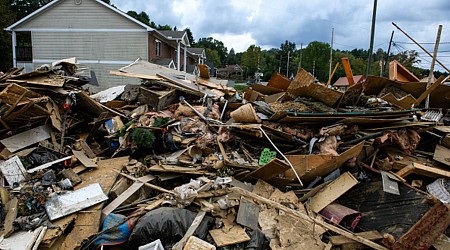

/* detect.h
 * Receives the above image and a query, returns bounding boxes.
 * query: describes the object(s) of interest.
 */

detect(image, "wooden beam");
[341,58,355,86]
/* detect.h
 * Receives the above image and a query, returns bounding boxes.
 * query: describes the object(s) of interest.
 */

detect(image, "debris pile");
[0,57,449,250]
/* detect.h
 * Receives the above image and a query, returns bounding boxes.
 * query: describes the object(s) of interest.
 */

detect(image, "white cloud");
[210,32,257,52]
[111,0,450,69]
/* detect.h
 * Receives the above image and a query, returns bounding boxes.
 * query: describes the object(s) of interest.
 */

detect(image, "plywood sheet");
[308,172,359,213]
[285,141,364,182]
[434,144,450,167]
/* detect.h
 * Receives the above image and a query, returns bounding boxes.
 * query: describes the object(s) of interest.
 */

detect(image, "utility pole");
[312,60,315,78]
[425,25,442,109]
[383,30,394,77]
[366,0,378,77]
[329,28,334,81]
[392,22,450,73]
[298,43,303,70]
[286,51,290,77]
[278,54,282,73]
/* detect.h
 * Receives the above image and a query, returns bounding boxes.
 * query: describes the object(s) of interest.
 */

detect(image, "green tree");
[0,0,15,71]
[301,41,331,82]
[241,45,263,79]
[279,40,296,77]
[196,37,228,67]
[127,11,150,26]
[184,28,194,45]
[227,48,239,65]
[261,48,280,81]
[9,0,51,20]
[205,48,221,68]
[157,24,172,30]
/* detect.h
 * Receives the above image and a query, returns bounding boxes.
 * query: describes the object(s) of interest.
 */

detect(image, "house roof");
[333,75,365,87]
[187,48,205,56]
[156,30,190,46]
[217,64,243,72]
[5,0,154,31]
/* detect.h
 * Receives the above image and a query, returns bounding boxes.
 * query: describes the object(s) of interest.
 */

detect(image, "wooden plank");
[144,198,164,211]
[330,230,383,245]
[397,162,450,179]
[434,144,450,167]
[341,57,355,86]
[1,198,18,237]
[435,126,450,134]
[101,174,155,219]
[231,187,389,250]
[72,150,97,168]
[78,139,96,158]
[172,210,207,250]
[209,226,251,247]
[308,172,359,213]
[183,236,216,250]
[245,158,290,181]
[198,64,210,79]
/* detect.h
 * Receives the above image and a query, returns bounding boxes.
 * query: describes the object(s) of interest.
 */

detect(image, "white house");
[5,0,193,91]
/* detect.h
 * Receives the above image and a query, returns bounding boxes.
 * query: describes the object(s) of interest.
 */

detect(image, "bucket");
[230,103,261,123]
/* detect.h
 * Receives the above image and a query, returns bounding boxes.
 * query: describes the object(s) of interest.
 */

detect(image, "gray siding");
[32,32,148,61]
[17,0,144,30]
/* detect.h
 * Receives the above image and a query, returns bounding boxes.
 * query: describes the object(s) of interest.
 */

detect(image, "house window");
[155,40,161,57]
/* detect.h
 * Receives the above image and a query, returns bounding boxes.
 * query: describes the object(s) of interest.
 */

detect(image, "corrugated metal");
[32,32,148,61]
[17,0,142,30]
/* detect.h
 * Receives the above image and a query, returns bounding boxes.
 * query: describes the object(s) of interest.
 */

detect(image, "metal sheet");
[45,183,108,221]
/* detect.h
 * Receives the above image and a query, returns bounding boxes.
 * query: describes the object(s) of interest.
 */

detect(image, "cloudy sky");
[112,0,450,70]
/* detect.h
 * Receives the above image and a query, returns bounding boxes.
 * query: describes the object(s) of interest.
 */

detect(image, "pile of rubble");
[0,57,449,250]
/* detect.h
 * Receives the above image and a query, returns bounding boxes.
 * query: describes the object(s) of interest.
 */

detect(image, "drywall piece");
[209,225,251,247]
[138,239,164,250]
[308,172,359,213]
[434,144,450,167]
[0,227,43,250]
[0,124,52,152]
[45,183,108,220]
[72,150,97,168]
[90,85,125,103]
[183,236,216,250]
[236,198,260,230]
[0,155,26,185]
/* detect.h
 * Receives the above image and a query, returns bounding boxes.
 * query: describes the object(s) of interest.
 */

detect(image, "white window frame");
[155,40,161,57]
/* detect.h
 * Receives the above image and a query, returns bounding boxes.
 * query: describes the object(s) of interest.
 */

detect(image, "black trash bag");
[128,207,214,249]
[219,228,270,250]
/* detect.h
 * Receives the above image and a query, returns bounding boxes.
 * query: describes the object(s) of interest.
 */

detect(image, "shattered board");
[338,179,430,239]
[45,183,108,220]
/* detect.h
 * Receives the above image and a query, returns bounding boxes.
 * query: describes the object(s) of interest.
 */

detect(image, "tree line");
[0,1,446,83]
